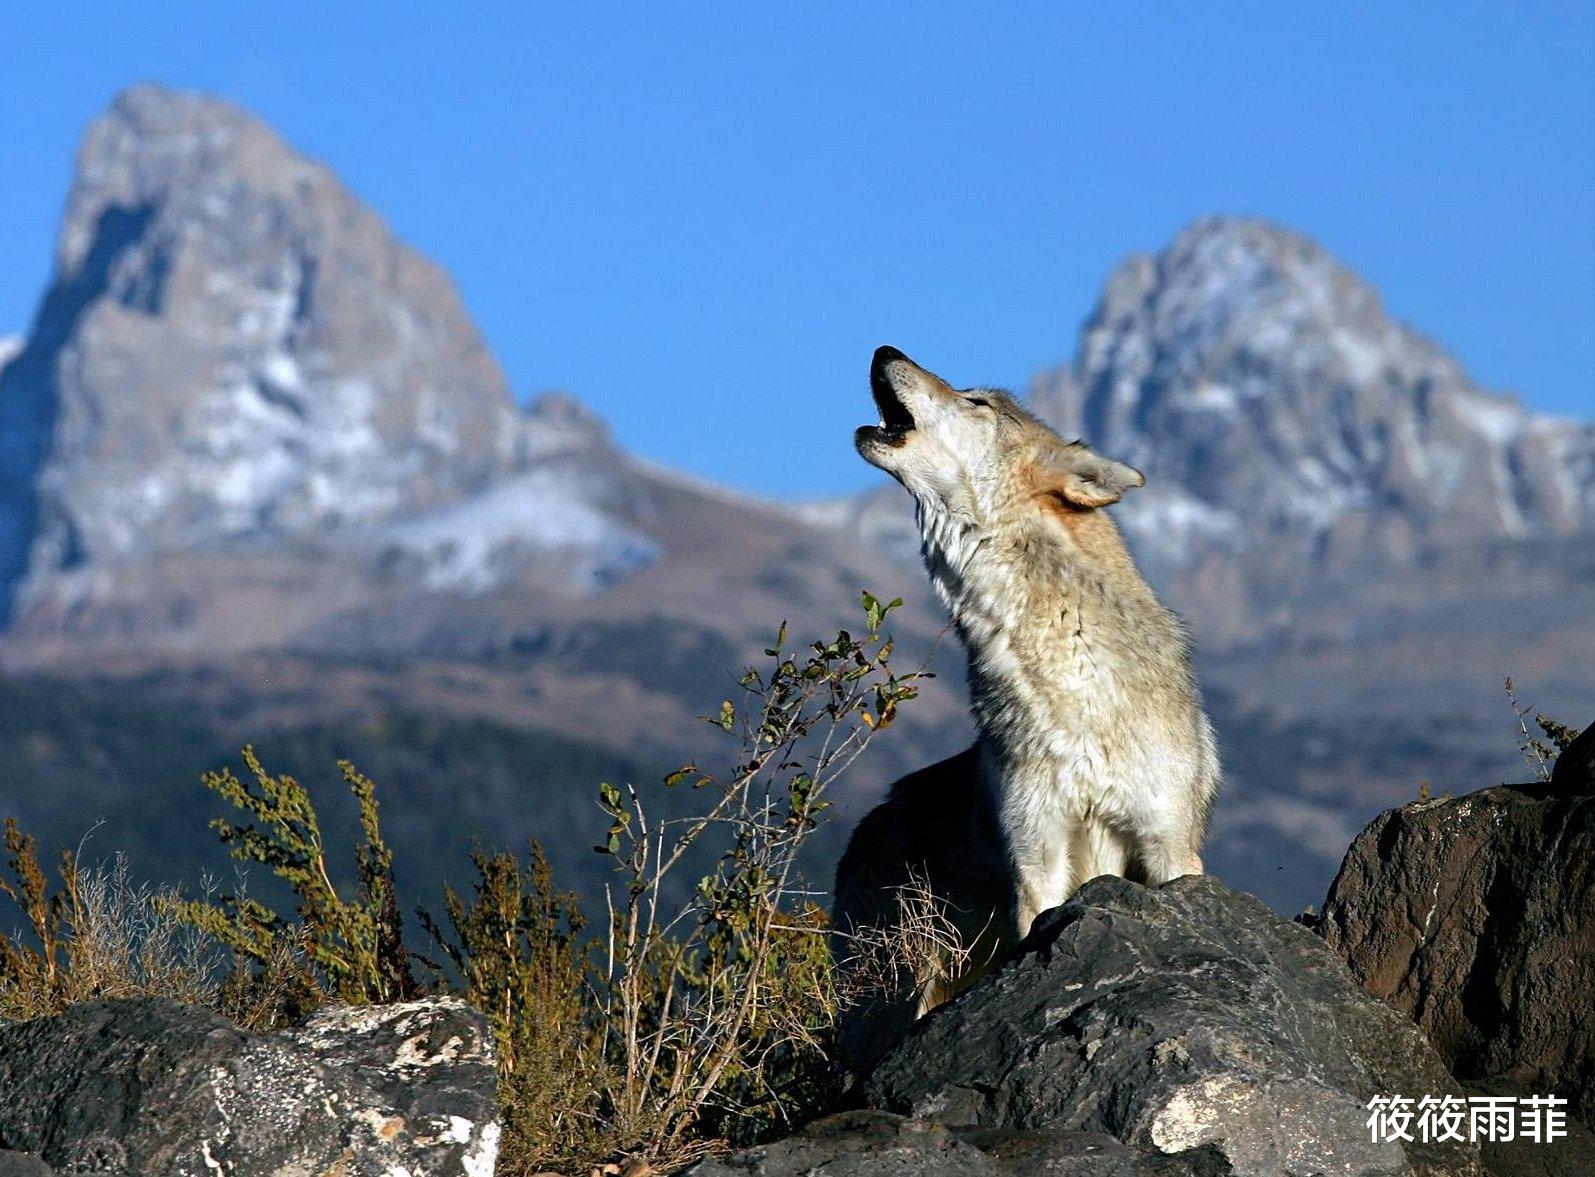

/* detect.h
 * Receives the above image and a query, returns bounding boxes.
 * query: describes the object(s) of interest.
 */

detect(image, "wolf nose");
[873,345,908,370]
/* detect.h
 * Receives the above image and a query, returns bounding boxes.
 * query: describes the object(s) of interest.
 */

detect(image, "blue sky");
[2,3,1591,497]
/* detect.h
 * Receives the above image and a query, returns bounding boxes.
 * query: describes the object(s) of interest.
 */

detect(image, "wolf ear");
[1038,443,1145,509]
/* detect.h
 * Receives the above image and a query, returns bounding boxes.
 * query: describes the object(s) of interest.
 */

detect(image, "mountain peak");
[62,85,313,277]
[1031,215,1592,601]
[0,85,521,616]
[1079,215,1434,402]
[523,392,616,461]
[1170,213,1337,262]
[101,82,254,138]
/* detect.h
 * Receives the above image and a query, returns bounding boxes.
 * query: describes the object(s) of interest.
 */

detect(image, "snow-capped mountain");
[0,87,946,682]
[378,394,659,596]
[1045,215,1593,540]
[0,86,658,631]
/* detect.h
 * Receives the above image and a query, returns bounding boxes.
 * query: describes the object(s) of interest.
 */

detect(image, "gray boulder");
[864,874,1479,1177]
[0,996,498,1176]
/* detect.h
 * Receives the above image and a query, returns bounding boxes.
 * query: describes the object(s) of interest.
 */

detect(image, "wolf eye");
[965,396,993,409]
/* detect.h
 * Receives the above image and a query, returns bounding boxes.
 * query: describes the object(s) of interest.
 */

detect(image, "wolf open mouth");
[862,346,916,445]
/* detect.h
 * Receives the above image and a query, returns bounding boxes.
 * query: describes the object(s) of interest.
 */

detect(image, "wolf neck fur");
[914,493,1168,784]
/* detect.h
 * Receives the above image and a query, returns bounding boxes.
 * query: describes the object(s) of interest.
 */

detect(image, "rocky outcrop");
[863,874,1478,1176]
[0,996,498,1176]
[684,1110,1234,1176]
[1319,784,1595,1124]
[0,1153,59,1177]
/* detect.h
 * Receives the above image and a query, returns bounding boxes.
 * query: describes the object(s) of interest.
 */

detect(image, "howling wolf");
[832,346,1219,1071]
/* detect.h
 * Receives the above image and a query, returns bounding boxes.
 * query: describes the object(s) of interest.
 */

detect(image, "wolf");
[832,346,1219,1071]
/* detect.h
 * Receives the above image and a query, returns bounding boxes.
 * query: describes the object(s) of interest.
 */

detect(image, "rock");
[680,1110,1232,1176]
[0,1152,60,1176]
[864,874,1478,1176]
[1459,1078,1595,1177]
[281,998,501,1171]
[0,996,498,1176]
[955,1127,1234,1176]
[681,1111,998,1177]
[1319,785,1595,1124]
[1551,723,1594,794]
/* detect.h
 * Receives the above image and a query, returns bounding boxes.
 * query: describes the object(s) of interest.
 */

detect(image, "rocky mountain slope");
[0,86,1589,919]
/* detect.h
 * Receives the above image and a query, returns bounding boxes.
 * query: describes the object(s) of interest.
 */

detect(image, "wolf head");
[855,346,1145,525]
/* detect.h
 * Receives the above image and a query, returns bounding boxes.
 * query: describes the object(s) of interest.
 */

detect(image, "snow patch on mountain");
[383,471,658,595]
[519,392,614,463]
[1117,487,1241,564]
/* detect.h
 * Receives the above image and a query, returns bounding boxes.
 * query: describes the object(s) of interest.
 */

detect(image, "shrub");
[168,748,423,1020]
[417,843,609,1171]
[424,593,925,1172]
[831,868,974,1016]
[1505,676,1583,782]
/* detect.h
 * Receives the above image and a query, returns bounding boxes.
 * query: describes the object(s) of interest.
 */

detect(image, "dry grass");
[0,822,221,1023]
[832,871,974,1014]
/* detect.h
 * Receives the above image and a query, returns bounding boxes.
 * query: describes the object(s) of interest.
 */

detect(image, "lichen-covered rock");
[282,998,501,1175]
[681,1110,1232,1176]
[864,875,1478,1177]
[0,996,497,1176]
[1319,784,1595,1123]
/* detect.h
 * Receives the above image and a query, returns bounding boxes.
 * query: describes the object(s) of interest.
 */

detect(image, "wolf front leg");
[1135,831,1204,885]
[1011,834,1076,940]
